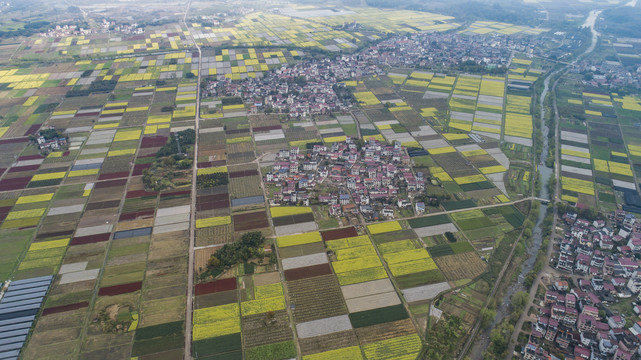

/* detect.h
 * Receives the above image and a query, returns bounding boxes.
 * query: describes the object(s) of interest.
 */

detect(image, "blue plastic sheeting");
[0,336,27,349]
[2,286,48,298]
[71,162,102,171]
[1,293,45,304]
[0,323,31,333]
[408,149,428,157]
[0,316,34,327]
[7,280,51,291]
[113,227,152,240]
[0,349,20,359]
[0,298,43,311]
[231,195,264,207]
[0,276,52,359]
[8,276,52,287]
[0,329,29,340]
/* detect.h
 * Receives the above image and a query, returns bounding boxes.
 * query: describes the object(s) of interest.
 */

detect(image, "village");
[523,210,641,360]
[264,137,428,221]
[203,30,551,118]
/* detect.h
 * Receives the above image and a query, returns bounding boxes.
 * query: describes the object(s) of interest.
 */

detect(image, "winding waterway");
[467,11,601,358]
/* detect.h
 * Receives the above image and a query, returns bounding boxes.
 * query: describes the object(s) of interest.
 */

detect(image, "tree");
[479,308,496,329]
[444,231,456,243]
[424,315,465,360]
[511,291,529,311]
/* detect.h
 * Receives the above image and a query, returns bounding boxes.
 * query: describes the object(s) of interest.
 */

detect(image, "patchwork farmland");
[555,72,641,212]
[0,47,532,360]
[0,2,567,360]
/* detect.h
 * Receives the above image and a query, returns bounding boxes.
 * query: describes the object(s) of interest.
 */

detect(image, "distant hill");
[601,5,641,38]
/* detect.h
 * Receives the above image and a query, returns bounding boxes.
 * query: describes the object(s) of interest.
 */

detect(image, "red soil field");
[160,190,191,198]
[126,190,158,199]
[321,227,358,241]
[140,136,168,148]
[42,301,89,316]
[8,165,40,173]
[232,211,268,231]
[98,281,143,296]
[252,125,281,132]
[132,163,151,176]
[119,209,155,221]
[228,169,259,178]
[17,155,44,161]
[70,233,110,246]
[94,178,127,189]
[284,264,332,281]
[195,277,237,296]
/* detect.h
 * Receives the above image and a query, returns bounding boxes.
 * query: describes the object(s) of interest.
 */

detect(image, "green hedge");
[245,340,296,360]
[193,333,242,357]
[396,270,446,289]
[442,199,476,211]
[428,244,454,258]
[349,304,408,328]
[131,332,183,357]
[408,214,450,228]
[134,320,183,341]
[450,241,474,254]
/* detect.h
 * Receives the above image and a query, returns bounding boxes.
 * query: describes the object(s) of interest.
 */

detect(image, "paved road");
[183,0,201,358]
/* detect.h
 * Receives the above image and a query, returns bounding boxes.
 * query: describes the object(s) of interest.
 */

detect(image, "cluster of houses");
[524,211,641,360]
[41,24,94,38]
[574,48,641,89]
[360,32,515,70]
[265,137,426,220]
[204,56,379,118]
[200,27,581,119]
[35,135,67,151]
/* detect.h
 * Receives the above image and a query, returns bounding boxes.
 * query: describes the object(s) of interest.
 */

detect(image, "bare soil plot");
[434,252,487,281]
[242,309,293,348]
[195,246,218,272]
[287,274,347,323]
[299,329,358,356]
[253,271,281,286]
[278,242,326,259]
[195,225,233,247]
[284,263,332,281]
[296,315,352,339]
[139,295,186,327]
[232,211,268,231]
[320,226,358,241]
[195,290,237,309]
[354,318,416,345]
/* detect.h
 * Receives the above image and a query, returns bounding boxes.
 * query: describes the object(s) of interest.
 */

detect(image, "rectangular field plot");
[286,275,347,323]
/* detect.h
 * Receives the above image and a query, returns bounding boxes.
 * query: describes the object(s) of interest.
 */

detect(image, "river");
[467,10,601,359]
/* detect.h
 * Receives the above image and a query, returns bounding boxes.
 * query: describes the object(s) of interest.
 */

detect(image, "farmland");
[0,0,562,358]
[556,72,641,211]
[0,47,532,360]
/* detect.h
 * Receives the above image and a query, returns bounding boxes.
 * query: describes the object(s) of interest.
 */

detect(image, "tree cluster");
[423,315,465,360]
[204,232,266,279]
[196,173,228,189]
[156,129,195,157]
[66,80,118,98]
[0,20,50,39]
